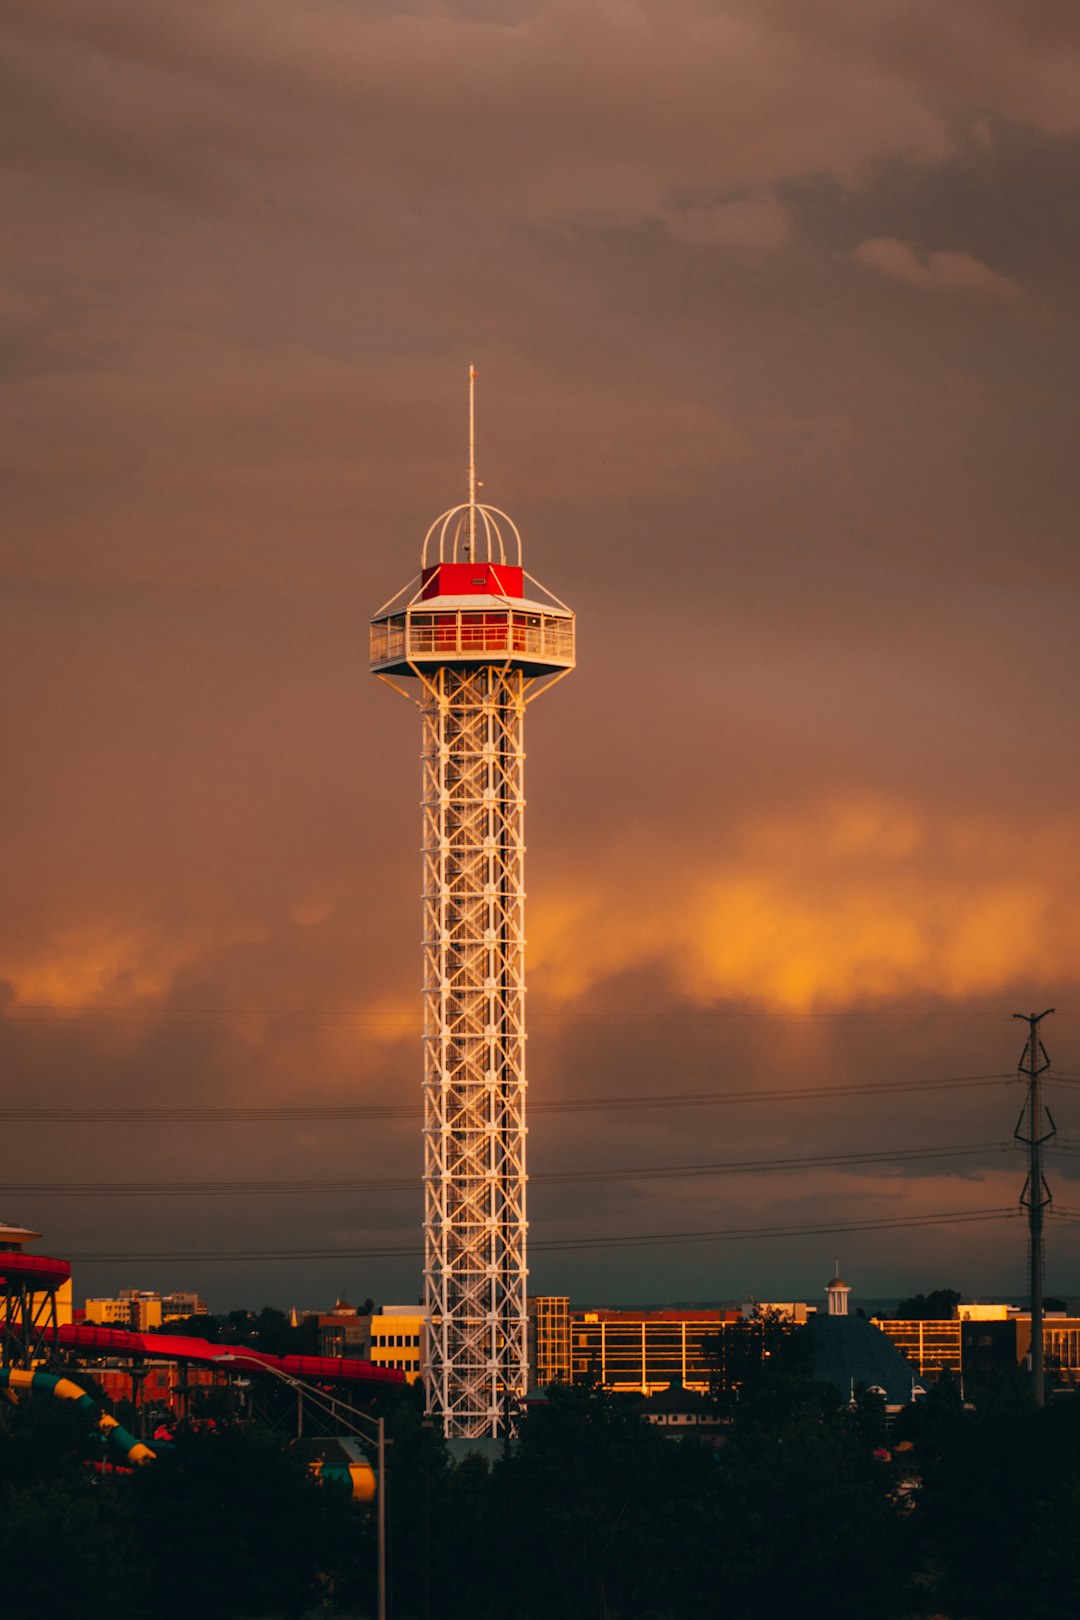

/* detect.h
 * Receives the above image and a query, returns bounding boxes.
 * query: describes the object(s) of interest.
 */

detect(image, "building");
[530,1300,813,1396]
[565,1309,740,1395]
[961,1316,1020,1382]
[1040,1319,1080,1383]
[740,1301,812,1323]
[529,1295,571,1385]
[535,1286,1080,1408]
[82,1288,208,1332]
[84,1290,164,1332]
[316,1296,371,1358]
[874,1317,963,1379]
[634,1379,726,1439]
[161,1292,208,1320]
[371,372,575,1439]
[368,1306,427,1384]
[805,1313,923,1410]
[788,1271,923,1409]
[873,1302,1080,1390]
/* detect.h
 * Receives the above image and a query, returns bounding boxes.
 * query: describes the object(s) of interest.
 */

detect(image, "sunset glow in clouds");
[529,799,1077,1012]
[2,0,1080,1306]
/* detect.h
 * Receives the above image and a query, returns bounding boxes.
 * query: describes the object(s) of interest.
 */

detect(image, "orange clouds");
[528,799,1075,1012]
[0,920,267,1010]
[12,796,1062,1027]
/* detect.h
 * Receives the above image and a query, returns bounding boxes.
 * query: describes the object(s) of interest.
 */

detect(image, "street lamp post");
[216,1354,387,1620]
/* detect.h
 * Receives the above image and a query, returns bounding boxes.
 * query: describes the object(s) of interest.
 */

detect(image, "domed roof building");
[808,1269,921,1410]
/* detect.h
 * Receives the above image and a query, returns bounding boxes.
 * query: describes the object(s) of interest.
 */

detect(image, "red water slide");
[58,1323,405,1390]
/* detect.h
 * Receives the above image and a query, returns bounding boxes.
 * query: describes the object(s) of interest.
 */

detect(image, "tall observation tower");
[370,371,575,1439]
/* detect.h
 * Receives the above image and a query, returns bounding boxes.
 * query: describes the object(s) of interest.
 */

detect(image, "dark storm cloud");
[2,0,1080,1306]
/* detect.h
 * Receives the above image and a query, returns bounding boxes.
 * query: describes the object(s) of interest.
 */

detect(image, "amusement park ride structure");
[0,1223,70,1369]
[370,370,575,1439]
[0,1222,395,1538]
[0,1224,401,1396]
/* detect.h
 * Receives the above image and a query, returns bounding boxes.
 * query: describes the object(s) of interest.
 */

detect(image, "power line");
[538,1207,1019,1252]
[0,1005,1034,1023]
[64,1205,1021,1264]
[546,1074,1010,1113]
[0,1071,1014,1125]
[2,1140,1011,1197]
[538,1141,1007,1186]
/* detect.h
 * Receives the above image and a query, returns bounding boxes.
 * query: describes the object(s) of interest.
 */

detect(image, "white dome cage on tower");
[370,368,575,1441]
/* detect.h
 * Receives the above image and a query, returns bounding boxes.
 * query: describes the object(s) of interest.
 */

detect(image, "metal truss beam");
[0,1282,60,1369]
[420,665,529,1438]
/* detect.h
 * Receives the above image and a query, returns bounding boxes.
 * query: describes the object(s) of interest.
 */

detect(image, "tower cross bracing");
[422,666,527,1432]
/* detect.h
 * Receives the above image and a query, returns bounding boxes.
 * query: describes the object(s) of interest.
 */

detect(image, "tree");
[467,1381,911,1620]
[919,1401,1080,1618]
[0,1477,149,1619]
[891,1364,964,1458]
[850,1383,889,1449]
[150,1313,219,1342]
[714,1408,911,1619]
[222,1307,258,1344]
[0,1393,149,1618]
[705,1312,829,1424]
[252,1305,296,1356]
[339,1384,453,1620]
[893,1289,961,1320]
[131,1421,359,1619]
[484,1381,712,1620]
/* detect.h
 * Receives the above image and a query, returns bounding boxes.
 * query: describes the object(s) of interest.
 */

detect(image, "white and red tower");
[370,372,575,1439]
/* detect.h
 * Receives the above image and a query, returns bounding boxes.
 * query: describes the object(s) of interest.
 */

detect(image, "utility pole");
[218,1354,387,1620]
[1014,1009,1055,1406]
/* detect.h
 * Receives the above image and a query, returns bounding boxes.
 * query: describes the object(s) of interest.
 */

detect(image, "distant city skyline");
[3,3,1080,1310]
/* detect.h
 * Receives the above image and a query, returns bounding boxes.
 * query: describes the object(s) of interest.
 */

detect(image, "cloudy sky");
[3,0,1080,1313]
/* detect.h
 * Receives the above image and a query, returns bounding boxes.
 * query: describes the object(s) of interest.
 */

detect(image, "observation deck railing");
[371,609,574,668]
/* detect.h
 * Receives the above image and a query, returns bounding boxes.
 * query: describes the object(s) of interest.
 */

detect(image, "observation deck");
[370,503,575,679]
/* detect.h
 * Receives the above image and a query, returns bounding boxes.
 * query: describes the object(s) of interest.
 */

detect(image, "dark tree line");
[6,1363,1080,1618]
[893,1288,962,1320]
[149,1303,372,1356]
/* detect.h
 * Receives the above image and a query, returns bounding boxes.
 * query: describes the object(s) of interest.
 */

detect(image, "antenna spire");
[468,364,478,559]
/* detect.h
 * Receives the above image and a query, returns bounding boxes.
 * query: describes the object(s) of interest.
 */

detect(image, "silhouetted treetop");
[893,1288,961,1320]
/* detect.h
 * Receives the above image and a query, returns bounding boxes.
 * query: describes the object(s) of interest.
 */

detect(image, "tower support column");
[421,666,529,1437]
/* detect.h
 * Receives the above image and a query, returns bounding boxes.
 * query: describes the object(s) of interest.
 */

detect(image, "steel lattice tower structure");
[370,372,575,1438]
